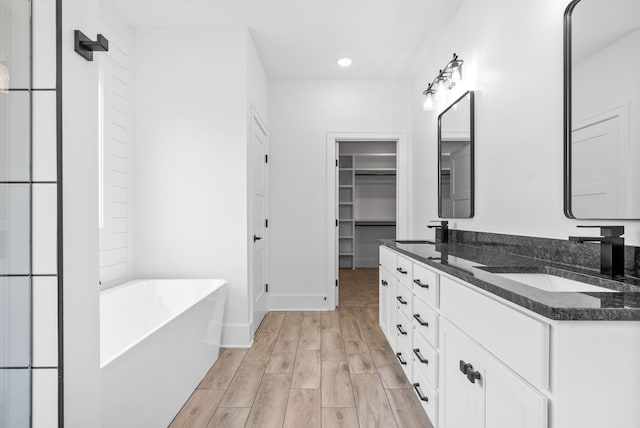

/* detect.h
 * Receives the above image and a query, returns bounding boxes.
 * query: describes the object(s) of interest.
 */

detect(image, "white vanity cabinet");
[440,318,547,428]
[379,246,441,425]
[379,245,640,428]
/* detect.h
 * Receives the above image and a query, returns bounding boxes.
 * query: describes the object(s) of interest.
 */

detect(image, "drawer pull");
[412,383,429,402]
[459,360,473,375]
[396,352,407,365]
[413,279,429,288]
[467,370,481,384]
[396,267,408,275]
[413,314,429,327]
[413,348,429,364]
[381,280,388,286]
[396,296,408,305]
[396,324,408,335]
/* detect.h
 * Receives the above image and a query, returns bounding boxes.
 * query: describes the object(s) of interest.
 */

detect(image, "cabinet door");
[379,268,389,334]
[440,321,483,428]
[481,349,547,428]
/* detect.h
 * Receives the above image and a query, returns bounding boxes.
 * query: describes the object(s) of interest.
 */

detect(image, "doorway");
[334,139,400,308]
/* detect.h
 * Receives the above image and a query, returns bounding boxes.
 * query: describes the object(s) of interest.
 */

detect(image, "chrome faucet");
[428,220,449,243]
[569,226,624,278]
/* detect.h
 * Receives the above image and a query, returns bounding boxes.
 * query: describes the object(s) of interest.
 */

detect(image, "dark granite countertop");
[380,239,640,321]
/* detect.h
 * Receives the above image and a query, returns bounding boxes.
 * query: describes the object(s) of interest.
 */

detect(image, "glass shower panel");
[0,184,30,275]
[0,1,32,424]
[0,277,30,366]
[0,0,31,90]
[0,369,30,426]
[0,91,30,180]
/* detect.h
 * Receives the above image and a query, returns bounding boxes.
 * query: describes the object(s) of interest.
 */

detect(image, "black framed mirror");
[438,91,474,218]
[564,0,640,219]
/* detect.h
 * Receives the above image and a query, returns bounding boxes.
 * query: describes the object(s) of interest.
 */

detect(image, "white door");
[482,348,548,428]
[379,269,389,334]
[441,320,483,428]
[572,114,625,218]
[451,144,471,218]
[251,115,268,335]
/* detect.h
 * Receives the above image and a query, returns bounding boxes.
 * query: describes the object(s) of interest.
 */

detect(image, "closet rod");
[355,223,397,227]
[355,173,396,176]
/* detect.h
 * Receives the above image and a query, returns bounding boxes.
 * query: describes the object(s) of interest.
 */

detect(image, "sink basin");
[496,273,617,293]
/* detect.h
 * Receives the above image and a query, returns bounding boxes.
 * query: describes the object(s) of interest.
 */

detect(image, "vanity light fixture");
[337,57,352,67]
[422,53,464,111]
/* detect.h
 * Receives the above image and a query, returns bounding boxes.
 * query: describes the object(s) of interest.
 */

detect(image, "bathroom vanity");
[379,240,640,428]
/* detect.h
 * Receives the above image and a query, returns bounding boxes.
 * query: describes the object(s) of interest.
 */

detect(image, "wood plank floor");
[170,270,433,428]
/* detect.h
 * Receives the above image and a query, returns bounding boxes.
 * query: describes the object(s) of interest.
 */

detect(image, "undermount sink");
[496,273,617,293]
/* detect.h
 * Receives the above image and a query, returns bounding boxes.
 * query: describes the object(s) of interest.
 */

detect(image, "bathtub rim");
[99,278,227,369]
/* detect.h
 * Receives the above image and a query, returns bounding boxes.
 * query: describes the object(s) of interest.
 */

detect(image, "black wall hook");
[74,30,109,61]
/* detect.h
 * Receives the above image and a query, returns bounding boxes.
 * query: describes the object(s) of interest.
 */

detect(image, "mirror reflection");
[567,0,640,218]
[438,91,474,218]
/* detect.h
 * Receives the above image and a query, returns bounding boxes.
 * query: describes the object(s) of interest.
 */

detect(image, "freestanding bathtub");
[100,279,227,428]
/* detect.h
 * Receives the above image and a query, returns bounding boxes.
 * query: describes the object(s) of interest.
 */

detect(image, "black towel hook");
[74,30,109,61]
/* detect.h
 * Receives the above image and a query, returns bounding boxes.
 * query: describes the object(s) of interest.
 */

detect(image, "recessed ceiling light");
[337,58,352,67]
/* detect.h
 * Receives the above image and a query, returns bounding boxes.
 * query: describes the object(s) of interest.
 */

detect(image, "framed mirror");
[438,91,474,218]
[564,0,640,219]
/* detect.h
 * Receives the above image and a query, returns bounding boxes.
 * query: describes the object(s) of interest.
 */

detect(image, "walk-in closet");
[338,141,397,270]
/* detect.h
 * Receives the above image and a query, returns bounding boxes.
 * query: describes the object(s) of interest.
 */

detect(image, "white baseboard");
[269,294,330,311]
[221,323,253,348]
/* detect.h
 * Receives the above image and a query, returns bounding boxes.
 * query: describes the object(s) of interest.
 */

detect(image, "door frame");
[325,131,409,310]
[248,107,269,335]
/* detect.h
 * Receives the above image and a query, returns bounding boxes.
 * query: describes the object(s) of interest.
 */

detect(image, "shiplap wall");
[98,12,131,287]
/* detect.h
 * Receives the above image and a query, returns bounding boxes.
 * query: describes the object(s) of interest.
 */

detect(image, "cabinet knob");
[381,280,388,286]
[396,267,408,275]
[459,360,473,375]
[396,296,408,305]
[396,352,408,365]
[467,370,481,384]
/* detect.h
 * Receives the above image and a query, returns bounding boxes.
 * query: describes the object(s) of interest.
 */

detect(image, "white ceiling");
[108,0,463,79]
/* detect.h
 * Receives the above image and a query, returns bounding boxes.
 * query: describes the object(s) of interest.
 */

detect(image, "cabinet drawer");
[412,330,438,388]
[413,263,439,309]
[396,281,413,319]
[396,254,412,284]
[413,296,439,347]
[440,276,549,390]
[396,309,413,352]
[380,246,396,273]
[396,341,413,383]
[412,365,438,426]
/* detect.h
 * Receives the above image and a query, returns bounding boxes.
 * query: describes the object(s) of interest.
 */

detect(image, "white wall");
[572,28,640,217]
[409,0,640,246]
[98,8,133,288]
[268,80,410,307]
[132,27,265,346]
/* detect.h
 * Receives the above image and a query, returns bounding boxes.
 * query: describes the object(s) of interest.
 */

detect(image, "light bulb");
[423,92,435,111]
[436,79,447,99]
[450,65,462,84]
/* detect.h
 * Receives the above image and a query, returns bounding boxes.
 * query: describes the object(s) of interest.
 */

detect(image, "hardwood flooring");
[170,269,433,428]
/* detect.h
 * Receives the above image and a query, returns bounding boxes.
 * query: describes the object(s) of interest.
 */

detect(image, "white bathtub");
[100,279,227,428]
